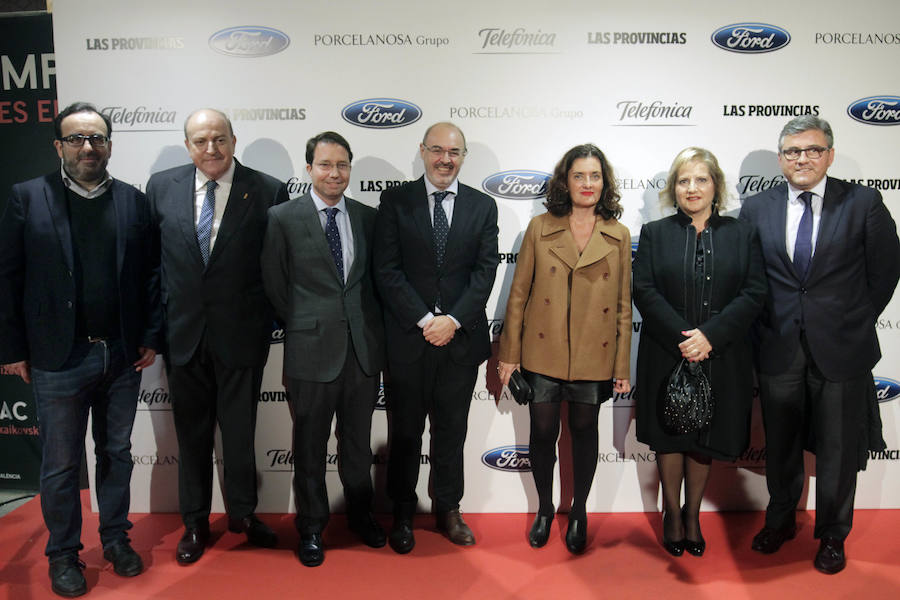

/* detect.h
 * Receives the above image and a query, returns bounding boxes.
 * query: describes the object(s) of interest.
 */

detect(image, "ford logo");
[874,377,900,403]
[209,26,290,58]
[847,96,900,126]
[481,445,531,472]
[341,98,422,129]
[482,170,551,200]
[711,23,790,53]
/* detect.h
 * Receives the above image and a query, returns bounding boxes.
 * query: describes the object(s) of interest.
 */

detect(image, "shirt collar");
[424,177,459,199]
[310,188,347,213]
[60,161,113,199]
[194,160,236,191]
[787,177,827,204]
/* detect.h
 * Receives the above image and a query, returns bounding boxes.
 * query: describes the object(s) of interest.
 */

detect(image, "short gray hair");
[778,115,833,151]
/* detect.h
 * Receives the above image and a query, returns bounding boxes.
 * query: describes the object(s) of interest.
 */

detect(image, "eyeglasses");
[780,146,829,160]
[423,145,465,159]
[314,162,351,173]
[59,134,109,148]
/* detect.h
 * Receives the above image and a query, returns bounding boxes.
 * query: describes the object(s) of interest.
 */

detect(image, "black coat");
[633,211,767,460]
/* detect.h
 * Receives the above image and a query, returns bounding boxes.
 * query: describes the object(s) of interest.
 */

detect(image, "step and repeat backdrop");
[48,0,900,514]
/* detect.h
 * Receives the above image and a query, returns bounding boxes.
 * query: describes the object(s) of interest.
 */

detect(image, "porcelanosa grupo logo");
[481,445,531,472]
[847,96,900,126]
[482,170,550,199]
[341,98,422,129]
[874,377,900,403]
[209,26,290,57]
[711,23,790,53]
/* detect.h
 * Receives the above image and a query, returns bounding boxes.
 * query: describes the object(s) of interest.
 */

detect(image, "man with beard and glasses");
[0,102,162,597]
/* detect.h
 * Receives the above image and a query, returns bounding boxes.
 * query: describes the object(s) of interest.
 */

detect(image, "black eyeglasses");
[780,146,828,160]
[58,134,110,148]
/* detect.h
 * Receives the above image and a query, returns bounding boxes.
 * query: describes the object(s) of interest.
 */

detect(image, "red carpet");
[1,491,898,599]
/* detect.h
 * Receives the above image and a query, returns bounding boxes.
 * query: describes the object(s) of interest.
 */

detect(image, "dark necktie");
[197,180,217,265]
[433,191,450,268]
[324,207,344,283]
[793,191,814,278]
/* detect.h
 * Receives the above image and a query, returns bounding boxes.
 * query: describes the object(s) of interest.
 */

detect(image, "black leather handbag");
[662,359,714,434]
[507,369,534,405]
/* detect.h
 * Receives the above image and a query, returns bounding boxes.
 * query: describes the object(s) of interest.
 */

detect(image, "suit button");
[67,301,73,308]
[703,301,709,306]
[800,288,807,294]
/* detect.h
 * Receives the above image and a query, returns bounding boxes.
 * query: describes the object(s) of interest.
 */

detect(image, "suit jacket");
[739,177,900,381]
[147,160,289,368]
[0,171,162,370]
[498,212,632,381]
[261,193,384,382]
[373,176,499,366]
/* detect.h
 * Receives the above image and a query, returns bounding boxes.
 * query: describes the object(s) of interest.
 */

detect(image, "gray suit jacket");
[261,193,384,382]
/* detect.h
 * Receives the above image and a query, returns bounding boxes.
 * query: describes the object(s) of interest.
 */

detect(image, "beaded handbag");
[662,359,714,434]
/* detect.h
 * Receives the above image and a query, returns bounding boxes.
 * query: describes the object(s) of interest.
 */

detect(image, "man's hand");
[423,315,457,346]
[133,347,156,371]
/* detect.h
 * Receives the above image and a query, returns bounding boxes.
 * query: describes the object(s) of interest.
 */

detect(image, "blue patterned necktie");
[197,180,217,265]
[433,190,450,268]
[793,191,814,278]
[324,207,344,283]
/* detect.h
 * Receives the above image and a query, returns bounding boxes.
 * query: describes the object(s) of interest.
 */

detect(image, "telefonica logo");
[271,322,284,344]
[711,23,790,53]
[847,96,900,126]
[482,170,550,199]
[481,445,531,472]
[874,377,900,403]
[341,98,422,129]
[209,26,290,57]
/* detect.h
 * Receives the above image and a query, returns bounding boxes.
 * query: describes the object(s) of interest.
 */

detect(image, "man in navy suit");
[147,108,288,565]
[262,131,385,566]
[0,102,162,596]
[740,115,900,574]
[373,122,499,552]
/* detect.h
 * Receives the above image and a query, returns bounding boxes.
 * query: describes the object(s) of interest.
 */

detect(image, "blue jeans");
[31,339,140,559]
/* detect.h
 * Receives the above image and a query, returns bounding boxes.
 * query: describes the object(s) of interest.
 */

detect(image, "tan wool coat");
[498,212,632,381]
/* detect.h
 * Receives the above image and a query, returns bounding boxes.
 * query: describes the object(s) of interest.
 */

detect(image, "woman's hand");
[679,329,712,362]
[613,378,631,394]
[497,361,519,387]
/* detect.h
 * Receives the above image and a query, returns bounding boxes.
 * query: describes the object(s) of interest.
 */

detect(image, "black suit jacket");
[0,171,162,370]
[147,160,288,368]
[739,177,900,381]
[373,176,499,366]
[261,193,384,382]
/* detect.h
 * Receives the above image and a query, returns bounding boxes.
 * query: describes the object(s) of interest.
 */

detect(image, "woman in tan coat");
[498,144,632,553]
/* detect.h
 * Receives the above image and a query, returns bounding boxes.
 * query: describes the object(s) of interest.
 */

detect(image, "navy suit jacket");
[373,176,499,366]
[0,171,162,370]
[739,177,900,381]
[147,160,288,368]
[261,193,384,382]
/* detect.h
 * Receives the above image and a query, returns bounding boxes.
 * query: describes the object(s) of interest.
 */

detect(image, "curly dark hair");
[544,144,622,219]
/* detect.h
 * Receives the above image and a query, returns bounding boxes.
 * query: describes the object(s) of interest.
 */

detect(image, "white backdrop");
[49,0,900,514]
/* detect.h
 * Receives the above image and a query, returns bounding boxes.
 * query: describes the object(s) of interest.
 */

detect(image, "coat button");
[544,298,550,305]
[67,301,73,308]
[538,332,544,339]
[550,266,556,273]
[603,307,609,313]
[602,341,608,347]
[603,272,609,280]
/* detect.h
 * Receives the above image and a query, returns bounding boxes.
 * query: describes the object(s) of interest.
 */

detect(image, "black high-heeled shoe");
[528,513,553,548]
[682,507,705,556]
[565,515,587,554]
[662,511,685,557]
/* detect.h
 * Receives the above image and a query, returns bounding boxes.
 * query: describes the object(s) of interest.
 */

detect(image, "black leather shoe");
[814,537,846,574]
[751,523,797,554]
[228,514,277,548]
[349,512,386,548]
[437,509,476,546]
[48,555,87,597]
[528,513,553,548]
[176,524,210,565]
[388,517,415,554]
[661,511,684,557]
[565,515,587,554]
[681,507,705,557]
[103,540,143,577]
[298,533,324,567]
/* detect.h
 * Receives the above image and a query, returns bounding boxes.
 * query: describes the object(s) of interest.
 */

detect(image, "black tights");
[529,401,600,519]
[657,452,711,542]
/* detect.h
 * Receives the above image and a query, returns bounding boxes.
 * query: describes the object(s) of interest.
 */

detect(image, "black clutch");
[507,369,534,405]
[662,359,715,434]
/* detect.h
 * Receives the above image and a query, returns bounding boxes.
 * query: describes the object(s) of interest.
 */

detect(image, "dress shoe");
[813,537,846,574]
[751,523,797,554]
[681,507,705,557]
[437,509,476,546]
[389,517,415,554]
[565,515,587,554]
[176,524,210,565]
[349,512,386,548]
[103,540,143,577]
[298,533,324,567]
[529,513,554,548]
[228,514,278,548]
[48,555,87,597]
[661,511,684,557]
